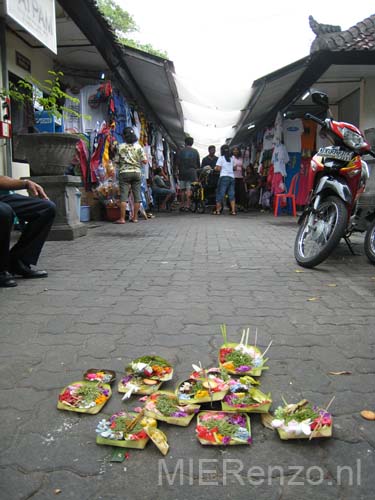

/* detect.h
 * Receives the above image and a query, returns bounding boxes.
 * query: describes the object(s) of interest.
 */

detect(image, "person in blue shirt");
[0,176,56,287]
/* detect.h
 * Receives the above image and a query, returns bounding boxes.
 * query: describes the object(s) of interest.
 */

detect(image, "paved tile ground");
[1,210,375,500]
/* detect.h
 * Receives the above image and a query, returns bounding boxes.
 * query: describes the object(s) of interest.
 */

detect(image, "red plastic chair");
[273,173,299,217]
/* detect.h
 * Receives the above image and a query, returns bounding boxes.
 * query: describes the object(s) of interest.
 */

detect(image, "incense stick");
[261,340,273,358]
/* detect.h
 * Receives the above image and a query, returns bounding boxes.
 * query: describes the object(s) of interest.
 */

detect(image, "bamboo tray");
[219,342,268,376]
[196,411,252,446]
[176,379,228,405]
[144,391,200,426]
[57,381,111,414]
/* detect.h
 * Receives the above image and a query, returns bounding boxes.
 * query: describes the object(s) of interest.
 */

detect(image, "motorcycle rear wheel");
[294,195,348,268]
[364,220,375,264]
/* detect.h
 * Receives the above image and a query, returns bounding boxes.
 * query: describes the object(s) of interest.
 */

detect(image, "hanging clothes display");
[112,90,133,143]
[296,157,311,206]
[282,118,303,153]
[80,84,110,133]
[285,152,301,191]
[272,142,289,176]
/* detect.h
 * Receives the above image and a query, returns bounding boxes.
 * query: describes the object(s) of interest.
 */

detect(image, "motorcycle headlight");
[341,127,366,150]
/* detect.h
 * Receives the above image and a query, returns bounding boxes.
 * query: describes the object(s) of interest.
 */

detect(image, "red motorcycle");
[294,91,375,268]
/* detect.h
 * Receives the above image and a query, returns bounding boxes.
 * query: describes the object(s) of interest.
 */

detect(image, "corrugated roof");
[57,0,184,148]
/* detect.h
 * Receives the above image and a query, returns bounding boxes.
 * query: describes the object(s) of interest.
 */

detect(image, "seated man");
[151,167,175,210]
[0,176,56,287]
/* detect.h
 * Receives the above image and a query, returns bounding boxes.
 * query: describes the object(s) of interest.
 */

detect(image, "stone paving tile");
[1,213,375,499]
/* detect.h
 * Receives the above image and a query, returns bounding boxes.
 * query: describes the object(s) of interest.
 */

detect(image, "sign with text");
[6,0,57,54]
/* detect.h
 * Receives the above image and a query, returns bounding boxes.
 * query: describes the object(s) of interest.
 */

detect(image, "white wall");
[0,30,54,176]
[360,77,375,132]
[6,31,54,82]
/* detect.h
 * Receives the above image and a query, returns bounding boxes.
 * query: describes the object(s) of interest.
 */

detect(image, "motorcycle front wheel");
[294,195,348,268]
[364,220,375,264]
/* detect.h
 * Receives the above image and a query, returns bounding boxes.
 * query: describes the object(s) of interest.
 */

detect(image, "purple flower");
[102,389,110,396]
[121,375,133,384]
[224,394,235,403]
[228,414,246,426]
[236,365,251,372]
[247,436,253,444]
[222,436,231,445]
[319,410,331,418]
[171,411,188,418]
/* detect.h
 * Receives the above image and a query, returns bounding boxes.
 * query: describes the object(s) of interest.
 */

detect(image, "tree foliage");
[96,0,168,59]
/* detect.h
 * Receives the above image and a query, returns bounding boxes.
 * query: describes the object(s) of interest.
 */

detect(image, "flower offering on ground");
[177,366,230,404]
[271,399,333,440]
[144,391,200,426]
[222,376,272,413]
[58,381,111,414]
[218,325,270,376]
[96,412,157,449]
[118,355,173,397]
[84,369,115,384]
[196,411,252,446]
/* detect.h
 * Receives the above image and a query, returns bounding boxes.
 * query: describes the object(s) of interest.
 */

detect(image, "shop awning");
[57,0,184,149]
[119,47,185,148]
[230,55,322,145]
[1,0,185,149]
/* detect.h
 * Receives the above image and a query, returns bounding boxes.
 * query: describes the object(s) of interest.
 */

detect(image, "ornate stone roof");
[310,14,375,52]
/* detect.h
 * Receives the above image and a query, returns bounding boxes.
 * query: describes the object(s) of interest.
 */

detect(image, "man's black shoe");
[0,271,17,287]
[11,260,48,279]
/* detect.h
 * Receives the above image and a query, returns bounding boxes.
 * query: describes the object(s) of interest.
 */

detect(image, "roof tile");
[310,13,375,52]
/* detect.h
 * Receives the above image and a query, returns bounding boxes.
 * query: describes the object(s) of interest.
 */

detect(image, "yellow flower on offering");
[223,362,235,371]
[141,417,157,428]
[95,395,107,405]
[196,390,209,398]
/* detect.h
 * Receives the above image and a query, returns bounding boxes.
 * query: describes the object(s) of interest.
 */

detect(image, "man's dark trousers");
[0,193,56,272]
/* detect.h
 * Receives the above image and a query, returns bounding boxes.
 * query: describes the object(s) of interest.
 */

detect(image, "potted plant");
[1,70,86,176]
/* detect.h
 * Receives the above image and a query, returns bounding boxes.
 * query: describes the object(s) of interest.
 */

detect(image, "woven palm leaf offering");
[196,411,252,446]
[145,427,170,456]
[221,375,272,413]
[83,369,116,384]
[144,391,200,426]
[271,397,334,440]
[57,380,111,414]
[118,355,173,398]
[176,364,230,404]
[218,325,271,376]
[96,411,157,449]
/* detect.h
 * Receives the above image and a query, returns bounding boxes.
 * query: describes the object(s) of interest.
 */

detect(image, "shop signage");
[16,51,31,72]
[5,0,57,54]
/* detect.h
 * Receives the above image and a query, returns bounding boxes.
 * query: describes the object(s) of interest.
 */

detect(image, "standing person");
[201,145,219,207]
[112,126,147,224]
[213,144,236,215]
[0,176,56,287]
[232,146,246,211]
[176,137,200,211]
[201,145,218,169]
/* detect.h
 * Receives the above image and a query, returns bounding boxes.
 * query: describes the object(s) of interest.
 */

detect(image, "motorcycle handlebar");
[304,113,326,127]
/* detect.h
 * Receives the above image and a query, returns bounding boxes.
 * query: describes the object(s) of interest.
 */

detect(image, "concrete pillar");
[28,175,88,240]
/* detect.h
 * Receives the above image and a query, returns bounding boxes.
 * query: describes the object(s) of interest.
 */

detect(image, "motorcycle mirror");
[311,91,329,108]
